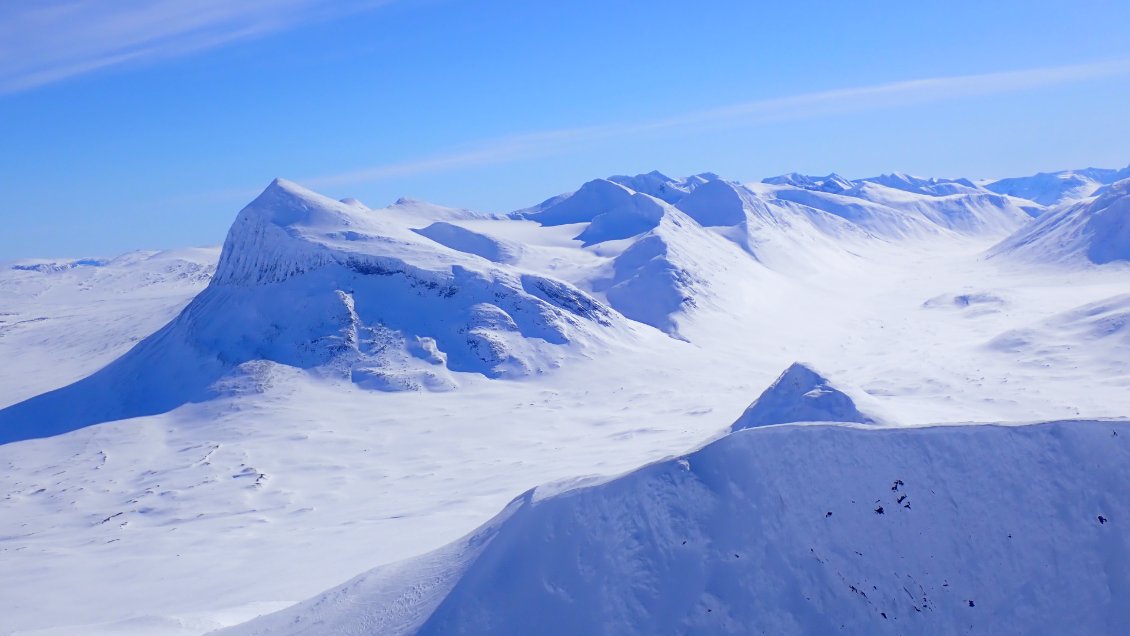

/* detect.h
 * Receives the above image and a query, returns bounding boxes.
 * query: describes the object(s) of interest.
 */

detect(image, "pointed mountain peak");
[239,178,354,229]
[731,362,882,431]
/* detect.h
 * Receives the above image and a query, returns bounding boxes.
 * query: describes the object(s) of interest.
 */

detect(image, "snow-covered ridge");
[3,164,1121,445]
[989,178,1130,265]
[985,164,1130,207]
[0,179,625,443]
[219,361,1130,636]
[3,163,1130,636]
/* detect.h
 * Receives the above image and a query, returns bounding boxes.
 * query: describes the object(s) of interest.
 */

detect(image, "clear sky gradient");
[3,0,1130,258]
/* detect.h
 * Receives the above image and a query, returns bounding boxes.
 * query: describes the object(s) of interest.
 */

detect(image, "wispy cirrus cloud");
[0,0,393,95]
[305,58,1130,188]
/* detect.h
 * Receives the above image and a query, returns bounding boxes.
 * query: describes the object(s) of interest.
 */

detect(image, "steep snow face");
[0,180,619,444]
[985,166,1130,207]
[762,172,853,194]
[730,363,883,430]
[988,179,1130,265]
[219,419,1130,636]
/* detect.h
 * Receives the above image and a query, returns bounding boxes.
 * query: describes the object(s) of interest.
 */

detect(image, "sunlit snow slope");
[1,165,1128,636]
[220,365,1130,636]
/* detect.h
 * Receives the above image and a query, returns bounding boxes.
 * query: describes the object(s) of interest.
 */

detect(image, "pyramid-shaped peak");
[731,362,881,431]
[239,178,356,229]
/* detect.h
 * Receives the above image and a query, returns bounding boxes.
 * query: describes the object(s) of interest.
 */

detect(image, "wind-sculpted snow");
[219,418,1130,636]
[989,179,1130,265]
[731,362,883,430]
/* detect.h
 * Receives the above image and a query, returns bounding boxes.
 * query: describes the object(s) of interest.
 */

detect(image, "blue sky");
[2,0,1130,258]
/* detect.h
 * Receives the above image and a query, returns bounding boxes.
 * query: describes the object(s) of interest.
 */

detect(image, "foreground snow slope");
[220,417,1130,636]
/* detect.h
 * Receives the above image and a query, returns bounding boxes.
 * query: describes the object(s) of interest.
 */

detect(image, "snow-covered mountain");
[0,179,623,443]
[3,164,1130,636]
[218,364,1130,636]
[989,178,1130,265]
[984,165,1130,207]
[761,172,853,194]
[757,170,1034,235]
[730,362,884,430]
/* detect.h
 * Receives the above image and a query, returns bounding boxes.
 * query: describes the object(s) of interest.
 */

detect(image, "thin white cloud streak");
[0,0,393,94]
[306,58,1130,188]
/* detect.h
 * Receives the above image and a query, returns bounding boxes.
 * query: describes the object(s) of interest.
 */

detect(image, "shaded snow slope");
[219,419,1130,636]
[988,179,1130,265]
[0,180,619,444]
[730,363,883,430]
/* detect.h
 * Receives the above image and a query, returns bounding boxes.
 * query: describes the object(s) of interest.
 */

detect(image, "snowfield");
[1,166,1128,635]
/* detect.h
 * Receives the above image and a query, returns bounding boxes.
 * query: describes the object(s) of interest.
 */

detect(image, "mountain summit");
[731,363,883,430]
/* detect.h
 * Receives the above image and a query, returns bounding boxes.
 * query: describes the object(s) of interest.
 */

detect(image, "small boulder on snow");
[731,363,882,430]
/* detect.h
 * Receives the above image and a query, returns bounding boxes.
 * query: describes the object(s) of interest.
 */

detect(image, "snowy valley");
[2,165,1129,635]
